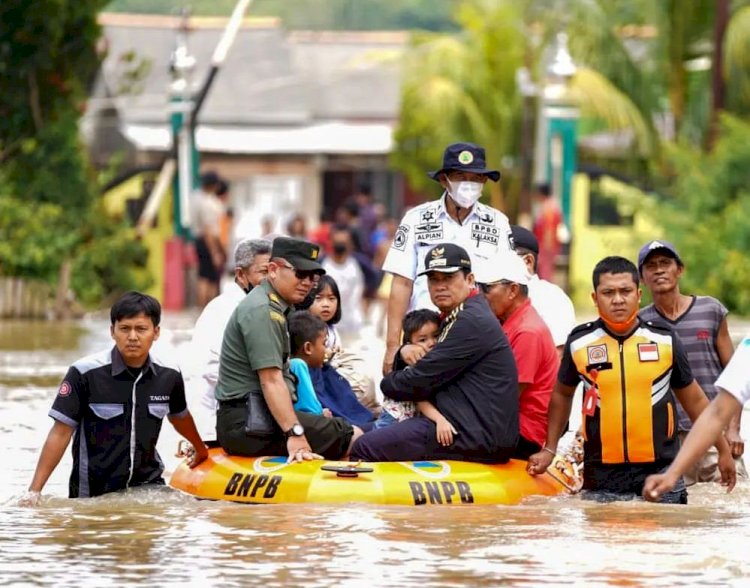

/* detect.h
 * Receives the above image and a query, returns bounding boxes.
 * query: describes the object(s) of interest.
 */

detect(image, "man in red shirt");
[476,252,560,459]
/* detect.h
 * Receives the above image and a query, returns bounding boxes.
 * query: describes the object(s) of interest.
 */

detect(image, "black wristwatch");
[284,423,305,438]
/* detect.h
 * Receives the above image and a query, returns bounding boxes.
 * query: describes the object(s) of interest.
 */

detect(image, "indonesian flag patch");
[638,343,659,362]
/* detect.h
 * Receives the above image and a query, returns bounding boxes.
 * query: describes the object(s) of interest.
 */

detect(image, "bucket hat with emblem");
[428,142,501,182]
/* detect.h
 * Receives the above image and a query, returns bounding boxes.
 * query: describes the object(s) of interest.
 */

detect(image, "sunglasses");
[277,261,320,283]
[478,280,513,293]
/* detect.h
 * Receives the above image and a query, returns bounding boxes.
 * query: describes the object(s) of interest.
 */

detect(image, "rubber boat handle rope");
[320,462,375,478]
[176,440,194,459]
[545,453,583,493]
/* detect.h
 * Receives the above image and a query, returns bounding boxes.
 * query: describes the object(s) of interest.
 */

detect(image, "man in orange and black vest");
[527,256,737,503]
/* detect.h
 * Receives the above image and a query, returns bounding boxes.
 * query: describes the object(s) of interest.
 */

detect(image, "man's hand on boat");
[286,436,323,463]
[187,443,209,468]
[526,447,555,476]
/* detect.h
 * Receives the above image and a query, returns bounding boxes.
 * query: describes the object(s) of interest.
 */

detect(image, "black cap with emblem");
[418,243,472,276]
[428,142,501,182]
[271,237,325,273]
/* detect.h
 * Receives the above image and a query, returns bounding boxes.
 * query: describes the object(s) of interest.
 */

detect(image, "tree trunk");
[27,70,43,131]
[708,0,729,150]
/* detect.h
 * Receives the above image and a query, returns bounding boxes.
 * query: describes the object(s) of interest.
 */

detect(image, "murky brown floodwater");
[2,314,749,587]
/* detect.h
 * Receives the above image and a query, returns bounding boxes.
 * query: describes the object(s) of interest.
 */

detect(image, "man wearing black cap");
[352,243,519,463]
[511,225,576,352]
[381,143,514,375]
[638,239,746,484]
[215,237,362,462]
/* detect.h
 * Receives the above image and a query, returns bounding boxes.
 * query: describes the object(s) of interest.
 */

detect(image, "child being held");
[375,309,458,447]
[288,311,330,417]
[301,275,380,416]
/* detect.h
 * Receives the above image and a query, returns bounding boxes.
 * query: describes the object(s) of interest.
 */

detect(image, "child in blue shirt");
[288,311,329,416]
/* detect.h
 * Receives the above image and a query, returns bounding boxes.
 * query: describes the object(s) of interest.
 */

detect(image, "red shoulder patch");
[58,381,72,397]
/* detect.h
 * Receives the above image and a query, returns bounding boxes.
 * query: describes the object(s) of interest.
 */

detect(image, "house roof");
[87,13,407,154]
[123,121,393,154]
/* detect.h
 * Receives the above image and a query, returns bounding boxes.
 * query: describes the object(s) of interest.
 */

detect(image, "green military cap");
[271,236,325,272]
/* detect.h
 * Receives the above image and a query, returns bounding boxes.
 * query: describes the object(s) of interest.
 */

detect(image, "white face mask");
[447,179,483,208]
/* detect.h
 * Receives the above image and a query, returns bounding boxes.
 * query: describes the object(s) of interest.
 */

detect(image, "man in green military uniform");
[216,236,362,462]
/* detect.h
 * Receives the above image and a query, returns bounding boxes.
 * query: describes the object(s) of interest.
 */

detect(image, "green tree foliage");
[658,115,750,313]
[724,3,750,116]
[0,1,150,307]
[0,195,150,305]
[0,0,105,212]
[70,203,151,306]
[391,1,525,199]
[0,197,77,281]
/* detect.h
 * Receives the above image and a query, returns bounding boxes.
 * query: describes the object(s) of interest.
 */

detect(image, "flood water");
[2,314,750,587]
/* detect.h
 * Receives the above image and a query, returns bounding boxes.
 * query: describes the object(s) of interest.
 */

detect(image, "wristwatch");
[284,423,305,438]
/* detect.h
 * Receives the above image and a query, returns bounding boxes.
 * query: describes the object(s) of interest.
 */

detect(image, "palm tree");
[391,0,526,210]
[723,3,750,116]
[392,0,655,209]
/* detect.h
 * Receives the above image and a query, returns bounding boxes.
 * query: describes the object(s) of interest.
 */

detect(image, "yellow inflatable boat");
[170,447,580,505]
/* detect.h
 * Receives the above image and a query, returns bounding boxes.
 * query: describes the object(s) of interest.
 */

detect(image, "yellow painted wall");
[102,173,174,301]
[569,173,661,307]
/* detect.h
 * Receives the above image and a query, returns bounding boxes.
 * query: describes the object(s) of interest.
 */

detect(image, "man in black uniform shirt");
[21,292,207,505]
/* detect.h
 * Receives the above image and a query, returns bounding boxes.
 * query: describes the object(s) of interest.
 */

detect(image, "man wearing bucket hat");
[215,237,363,462]
[381,142,514,376]
[637,239,746,484]
[352,243,519,463]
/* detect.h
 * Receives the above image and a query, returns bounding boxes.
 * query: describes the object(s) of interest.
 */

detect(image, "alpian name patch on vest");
[415,222,443,241]
[471,223,499,245]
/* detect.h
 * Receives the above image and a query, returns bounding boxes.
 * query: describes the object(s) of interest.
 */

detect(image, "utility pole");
[148,0,254,310]
[169,8,197,237]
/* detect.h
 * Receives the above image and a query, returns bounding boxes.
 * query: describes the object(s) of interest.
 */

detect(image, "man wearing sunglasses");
[215,237,363,463]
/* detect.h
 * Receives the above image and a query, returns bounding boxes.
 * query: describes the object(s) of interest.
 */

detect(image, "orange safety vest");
[566,319,681,465]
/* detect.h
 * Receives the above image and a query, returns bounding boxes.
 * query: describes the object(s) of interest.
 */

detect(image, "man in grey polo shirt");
[639,239,747,484]
[216,237,362,462]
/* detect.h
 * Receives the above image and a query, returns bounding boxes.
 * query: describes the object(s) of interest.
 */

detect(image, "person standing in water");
[21,292,207,505]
